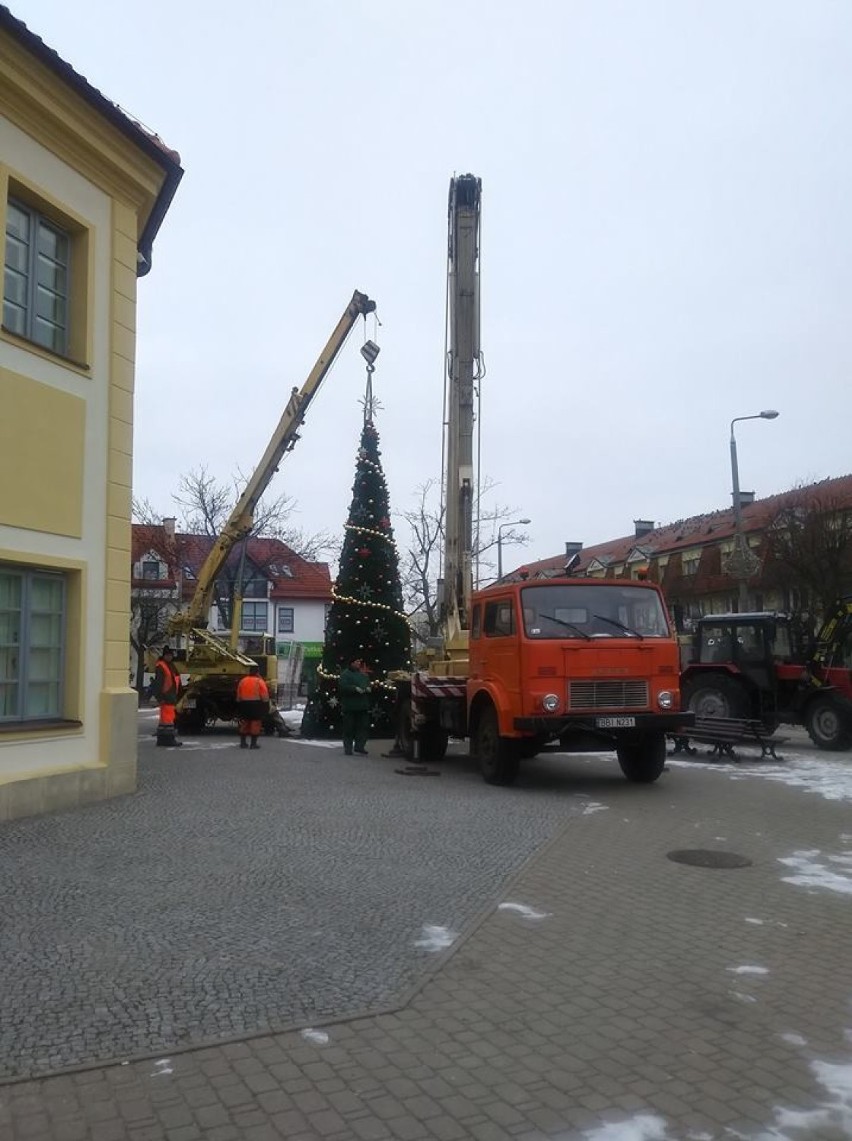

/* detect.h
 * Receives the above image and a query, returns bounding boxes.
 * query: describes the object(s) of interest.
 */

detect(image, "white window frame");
[0,566,66,722]
[240,600,268,632]
[3,198,70,355]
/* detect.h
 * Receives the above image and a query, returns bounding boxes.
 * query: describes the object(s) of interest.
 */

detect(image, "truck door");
[482,597,521,732]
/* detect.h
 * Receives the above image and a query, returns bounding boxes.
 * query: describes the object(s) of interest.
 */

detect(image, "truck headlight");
[658,690,674,710]
[542,693,560,712]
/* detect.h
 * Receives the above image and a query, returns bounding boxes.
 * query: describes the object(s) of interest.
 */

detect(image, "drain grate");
[667,848,752,869]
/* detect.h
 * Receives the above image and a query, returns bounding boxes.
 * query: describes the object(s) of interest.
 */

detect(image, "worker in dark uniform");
[236,663,270,750]
[338,657,371,755]
[151,646,183,748]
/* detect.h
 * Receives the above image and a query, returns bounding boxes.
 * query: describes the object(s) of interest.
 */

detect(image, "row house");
[508,474,852,634]
[0,7,181,819]
[130,522,332,694]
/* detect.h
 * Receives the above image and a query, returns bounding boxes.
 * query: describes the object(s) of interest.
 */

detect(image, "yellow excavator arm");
[169,289,376,637]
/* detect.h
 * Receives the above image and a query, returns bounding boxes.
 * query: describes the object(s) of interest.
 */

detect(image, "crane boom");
[442,174,481,641]
[170,289,376,635]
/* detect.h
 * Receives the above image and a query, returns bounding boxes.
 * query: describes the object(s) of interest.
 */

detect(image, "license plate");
[185,699,196,709]
[596,716,636,728]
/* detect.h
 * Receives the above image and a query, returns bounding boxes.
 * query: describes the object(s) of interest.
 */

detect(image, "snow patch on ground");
[414,924,458,951]
[728,965,769,976]
[744,917,765,925]
[581,802,609,815]
[300,1028,329,1045]
[149,1058,173,1077]
[779,847,852,896]
[669,751,852,805]
[746,1055,852,1139]
[288,737,343,750]
[498,902,551,921]
[731,992,758,1004]
[582,1113,671,1140]
[780,1032,808,1047]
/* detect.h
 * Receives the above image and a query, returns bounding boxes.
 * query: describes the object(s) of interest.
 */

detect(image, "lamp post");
[497,519,531,582]
[730,409,779,611]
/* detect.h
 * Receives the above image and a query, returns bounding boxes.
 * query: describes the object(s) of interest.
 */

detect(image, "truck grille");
[569,680,649,710]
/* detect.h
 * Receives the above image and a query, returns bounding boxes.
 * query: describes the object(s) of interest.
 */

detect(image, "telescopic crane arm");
[441,174,481,643]
[170,289,376,636]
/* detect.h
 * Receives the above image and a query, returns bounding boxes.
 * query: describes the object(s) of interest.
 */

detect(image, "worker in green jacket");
[338,657,371,756]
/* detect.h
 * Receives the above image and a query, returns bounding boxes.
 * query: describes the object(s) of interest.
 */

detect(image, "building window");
[0,567,65,722]
[682,553,700,575]
[240,601,268,632]
[141,560,160,581]
[3,199,70,356]
[242,577,269,599]
[278,607,294,634]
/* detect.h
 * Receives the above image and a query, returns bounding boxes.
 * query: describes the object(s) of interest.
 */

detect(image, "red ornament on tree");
[379,517,391,530]
[358,547,371,558]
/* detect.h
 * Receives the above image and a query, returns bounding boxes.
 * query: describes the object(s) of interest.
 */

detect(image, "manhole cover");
[667,849,752,869]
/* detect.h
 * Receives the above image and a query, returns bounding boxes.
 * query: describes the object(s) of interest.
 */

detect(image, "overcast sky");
[20,0,852,568]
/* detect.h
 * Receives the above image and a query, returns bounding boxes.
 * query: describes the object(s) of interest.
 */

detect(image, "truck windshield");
[521,585,671,639]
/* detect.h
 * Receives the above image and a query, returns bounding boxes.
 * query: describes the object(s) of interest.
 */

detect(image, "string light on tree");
[301,377,411,738]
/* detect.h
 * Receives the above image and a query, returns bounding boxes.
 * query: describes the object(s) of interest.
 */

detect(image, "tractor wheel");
[805,696,852,751]
[616,733,667,783]
[681,674,748,720]
[473,705,520,786]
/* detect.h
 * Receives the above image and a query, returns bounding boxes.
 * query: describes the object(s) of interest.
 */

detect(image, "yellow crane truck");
[158,290,377,735]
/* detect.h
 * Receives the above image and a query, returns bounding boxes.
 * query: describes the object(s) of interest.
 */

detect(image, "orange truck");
[393,174,692,784]
[399,575,691,785]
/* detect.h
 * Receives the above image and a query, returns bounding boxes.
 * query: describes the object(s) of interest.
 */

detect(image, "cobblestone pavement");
[0,714,577,1080]
[4,720,852,1140]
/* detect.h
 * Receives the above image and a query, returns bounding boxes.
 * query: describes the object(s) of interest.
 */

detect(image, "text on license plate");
[596,716,636,728]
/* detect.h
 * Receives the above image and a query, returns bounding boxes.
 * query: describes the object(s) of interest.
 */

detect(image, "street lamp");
[497,519,531,582]
[729,409,779,611]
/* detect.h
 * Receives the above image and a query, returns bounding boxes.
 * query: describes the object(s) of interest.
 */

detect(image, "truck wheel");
[681,675,747,720]
[473,706,520,786]
[397,698,415,760]
[805,696,852,751]
[176,707,206,734]
[396,698,449,761]
[419,722,449,762]
[617,733,666,783]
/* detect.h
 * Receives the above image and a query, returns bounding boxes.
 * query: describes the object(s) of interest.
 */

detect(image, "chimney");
[162,516,176,540]
[634,519,654,538]
[734,491,755,508]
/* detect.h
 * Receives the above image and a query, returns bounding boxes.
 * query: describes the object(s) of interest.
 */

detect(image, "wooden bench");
[669,716,788,761]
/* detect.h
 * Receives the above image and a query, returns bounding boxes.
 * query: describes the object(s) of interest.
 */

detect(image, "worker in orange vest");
[151,646,183,748]
[236,663,270,750]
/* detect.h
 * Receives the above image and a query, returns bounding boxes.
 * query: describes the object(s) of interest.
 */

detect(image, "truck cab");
[465,577,691,784]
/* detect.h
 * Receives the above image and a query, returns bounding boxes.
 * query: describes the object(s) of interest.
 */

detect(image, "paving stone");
[4,738,852,1141]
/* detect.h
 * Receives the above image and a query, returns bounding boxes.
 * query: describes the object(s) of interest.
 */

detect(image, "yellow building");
[0,8,182,818]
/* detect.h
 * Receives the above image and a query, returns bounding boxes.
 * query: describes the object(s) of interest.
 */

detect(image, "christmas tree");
[301,419,411,739]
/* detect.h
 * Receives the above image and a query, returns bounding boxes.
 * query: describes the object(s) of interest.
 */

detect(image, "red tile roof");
[131,526,332,601]
[511,474,852,579]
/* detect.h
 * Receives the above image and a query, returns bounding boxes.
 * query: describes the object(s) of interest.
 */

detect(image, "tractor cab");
[693,613,796,669]
[682,612,800,723]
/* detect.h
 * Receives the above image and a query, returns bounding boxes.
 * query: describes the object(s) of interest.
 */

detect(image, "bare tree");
[130,590,177,701]
[763,483,852,629]
[399,477,530,641]
[133,466,336,630]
